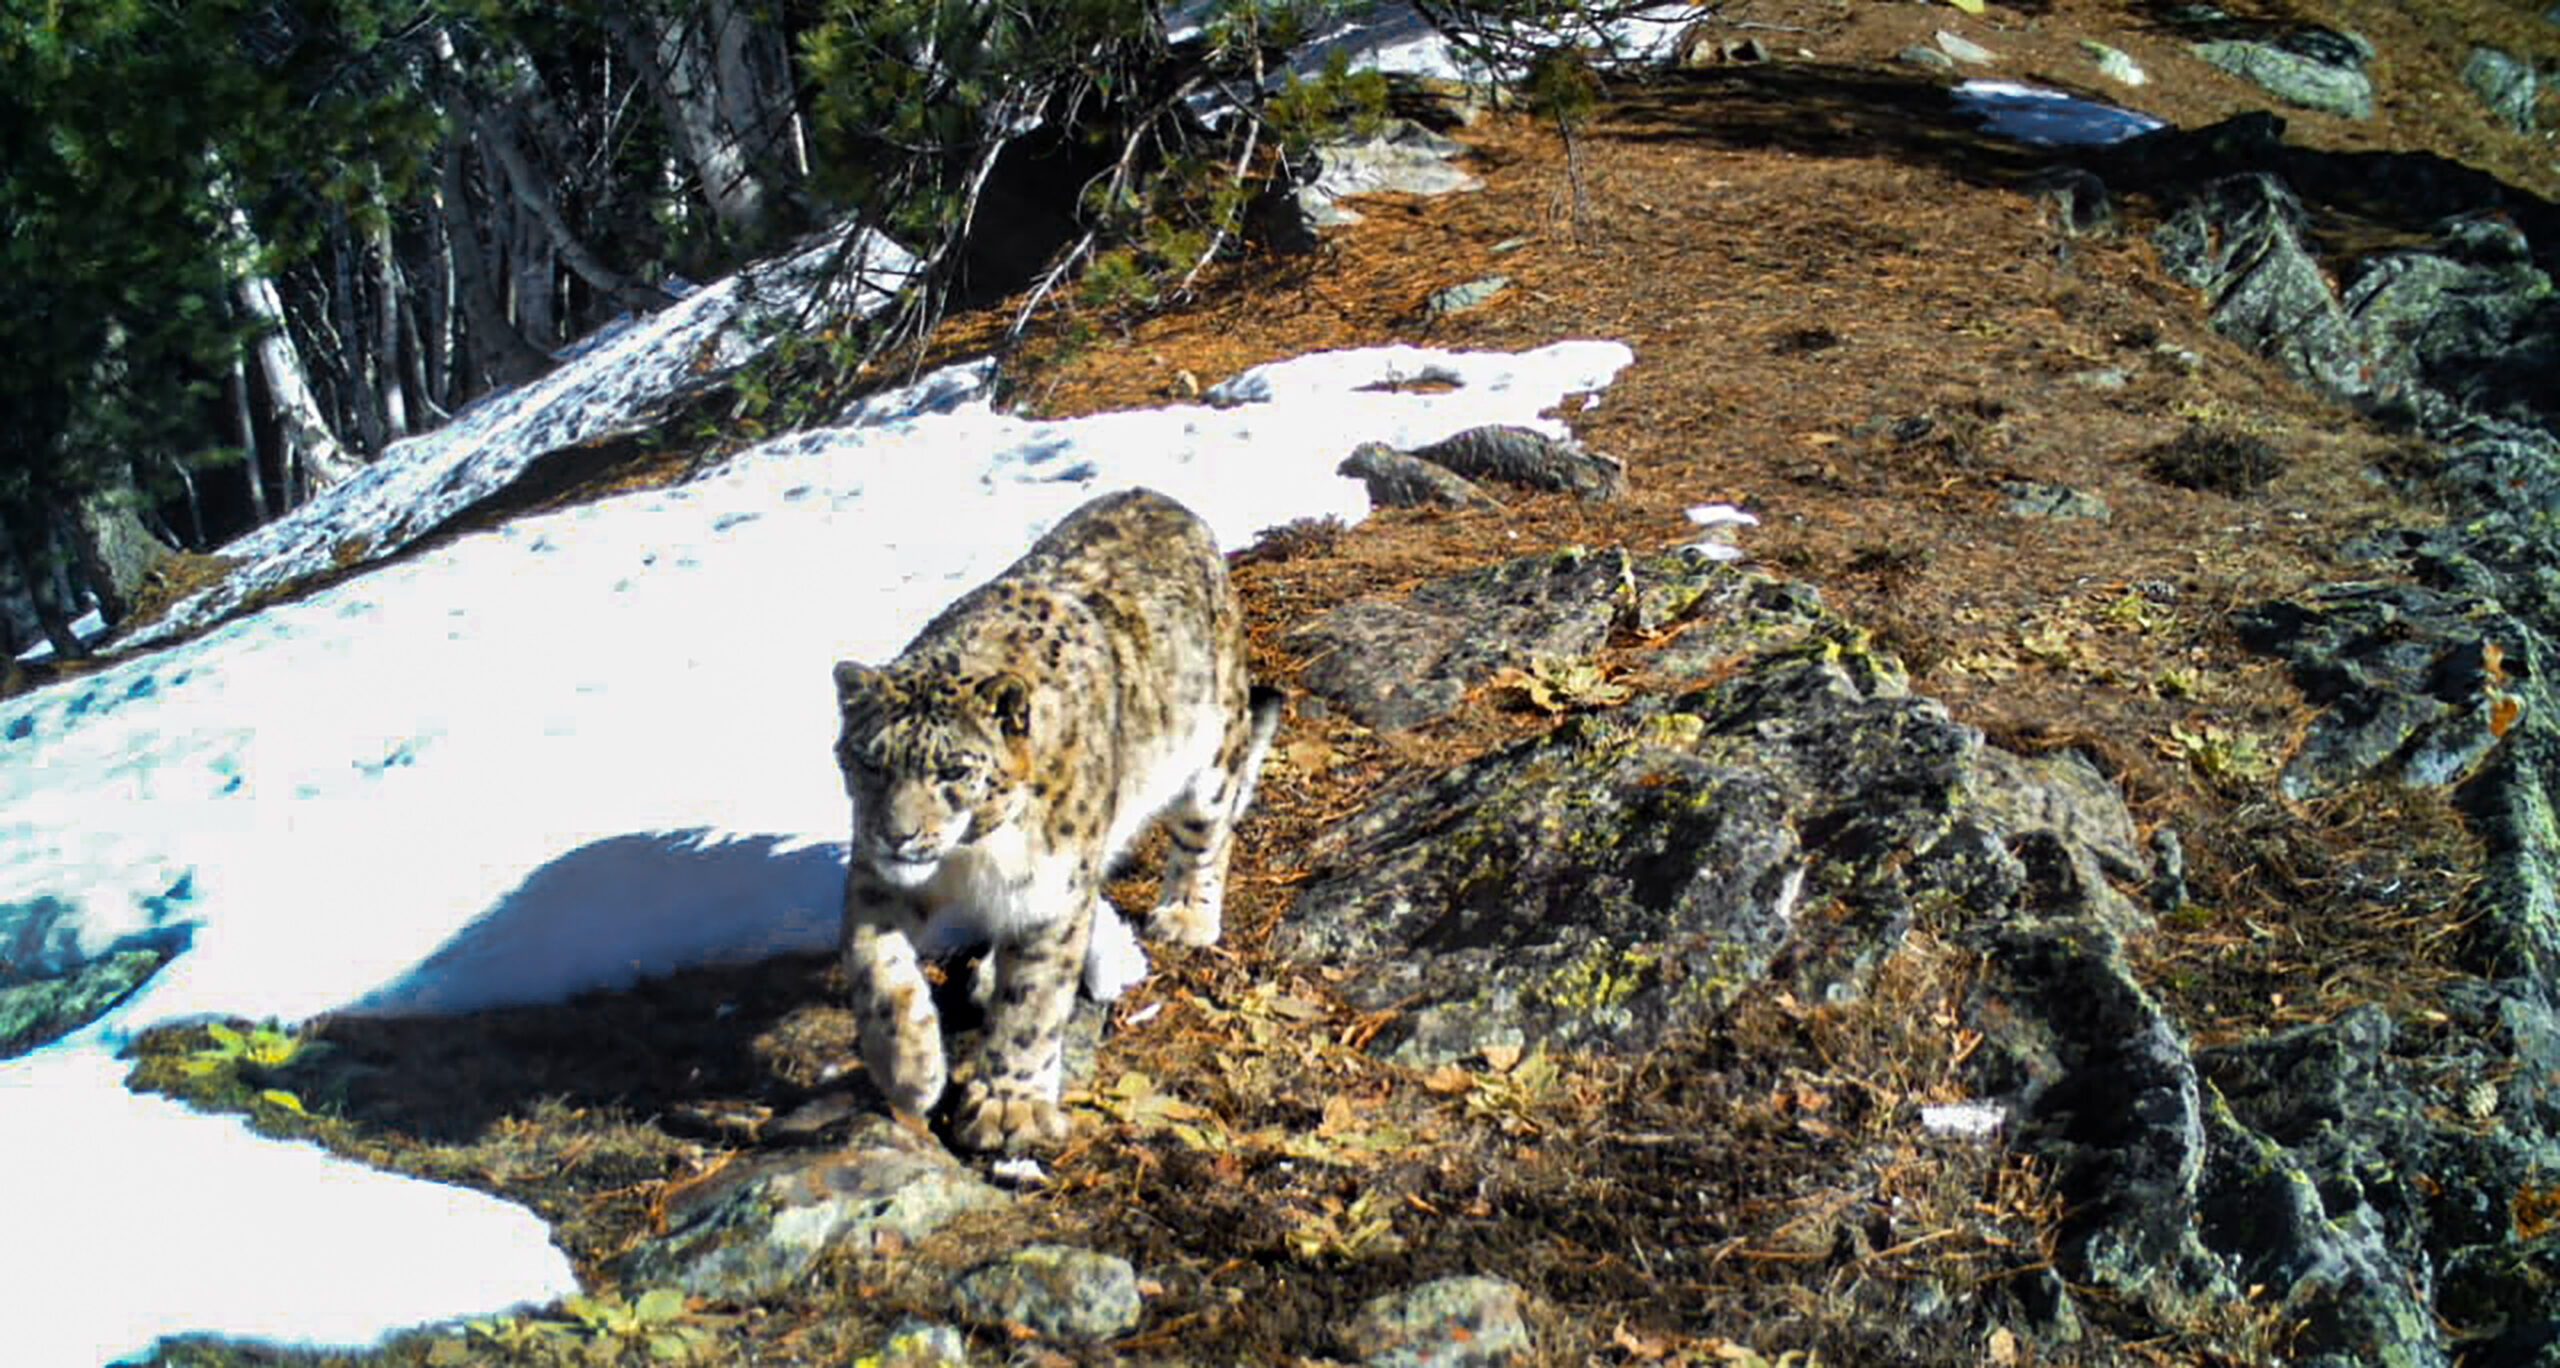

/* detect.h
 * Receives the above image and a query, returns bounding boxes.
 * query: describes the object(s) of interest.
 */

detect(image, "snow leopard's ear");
[977,671,1033,738]
[832,661,877,704]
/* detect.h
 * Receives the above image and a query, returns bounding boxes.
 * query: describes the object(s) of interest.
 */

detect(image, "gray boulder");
[612,1117,1006,1298]
[1298,120,1482,228]
[2462,46,2539,132]
[2193,28,2374,119]
[1339,442,1501,511]
[1998,479,2110,521]
[1409,425,1626,500]
[950,1243,1142,1343]
[1286,545,1634,730]
[1343,1275,1530,1366]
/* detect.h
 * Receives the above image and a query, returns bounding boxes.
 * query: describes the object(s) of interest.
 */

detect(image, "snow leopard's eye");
[936,763,974,786]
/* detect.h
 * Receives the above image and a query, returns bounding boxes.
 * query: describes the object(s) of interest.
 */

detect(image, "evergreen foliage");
[0,2,265,563]
[0,0,1631,651]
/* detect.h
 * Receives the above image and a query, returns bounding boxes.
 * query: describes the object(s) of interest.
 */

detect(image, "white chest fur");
[903,823,1147,1000]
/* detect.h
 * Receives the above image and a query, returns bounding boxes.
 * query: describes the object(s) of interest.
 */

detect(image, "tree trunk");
[475,100,674,318]
[508,191,556,349]
[166,455,206,548]
[437,141,551,388]
[69,487,173,628]
[227,347,271,525]
[333,217,389,461]
[608,7,775,235]
[237,271,362,497]
[417,220,452,413]
[709,0,804,180]
[372,210,410,440]
[0,508,87,661]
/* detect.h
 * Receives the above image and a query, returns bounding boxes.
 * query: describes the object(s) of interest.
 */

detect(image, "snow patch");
[1954,79,2167,146]
[1,332,1633,1364]
[126,225,917,650]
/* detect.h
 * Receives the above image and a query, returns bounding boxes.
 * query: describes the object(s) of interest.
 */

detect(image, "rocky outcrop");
[2058,105,2560,1364]
[2236,581,2519,799]
[1278,557,2161,1096]
[0,947,168,1057]
[1287,545,1638,730]
[1267,494,2559,1359]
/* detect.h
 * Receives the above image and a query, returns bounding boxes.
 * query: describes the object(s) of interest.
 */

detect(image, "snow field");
[1,338,1632,1365]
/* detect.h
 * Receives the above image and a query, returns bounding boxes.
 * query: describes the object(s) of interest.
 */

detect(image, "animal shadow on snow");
[280,831,892,1149]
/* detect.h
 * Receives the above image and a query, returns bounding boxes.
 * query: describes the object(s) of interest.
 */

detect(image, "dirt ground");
[129,1,2557,1363]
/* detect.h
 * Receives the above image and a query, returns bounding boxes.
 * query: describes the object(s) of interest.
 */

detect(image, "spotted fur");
[833,488,1281,1153]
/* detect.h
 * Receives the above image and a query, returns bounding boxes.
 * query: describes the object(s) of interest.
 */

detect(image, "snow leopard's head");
[832,658,1032,886]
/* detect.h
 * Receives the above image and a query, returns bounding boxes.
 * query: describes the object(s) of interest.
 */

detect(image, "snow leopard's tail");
[1227,685,1286,825]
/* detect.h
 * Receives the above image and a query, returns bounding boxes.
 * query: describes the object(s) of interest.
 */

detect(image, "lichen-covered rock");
[2192,28,2373,120]
[2196,1009,2449,1368]
[1407,425,1625,500]
[612,1117,1005,1298]
[2461,46,2539,133]
[1339,442,1500,510]
[1998,479,2110,521]
[1342,1275,1530,1367]
[1275,694,1809,1066]
[2235,582,2519,799]
[872,1317,970,1367]
[1287,546,1633,730]
[1630,562,1832,671]
[0,946,168,1058]
[1280,593,2155,1064]
[949,1243,1141,1343]
[2153,174,2373,401]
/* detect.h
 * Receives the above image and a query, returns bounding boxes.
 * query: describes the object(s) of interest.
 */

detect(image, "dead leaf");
[1481,1041,1523,1073]
[1283,736,1339,774]
[1422,1064,1474,1095]
[1611,1323,1672,1359]
[1987,1325,2019,1365]
[1492,655,1631,714]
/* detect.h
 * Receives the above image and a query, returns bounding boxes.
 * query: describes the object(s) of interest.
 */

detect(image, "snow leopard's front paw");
[952,1078,1070,1154]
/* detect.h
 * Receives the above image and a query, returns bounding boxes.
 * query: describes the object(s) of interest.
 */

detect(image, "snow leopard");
[832,488,1282,1154]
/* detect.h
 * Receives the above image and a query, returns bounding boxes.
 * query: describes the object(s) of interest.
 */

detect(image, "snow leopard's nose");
[875,785,960,856]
